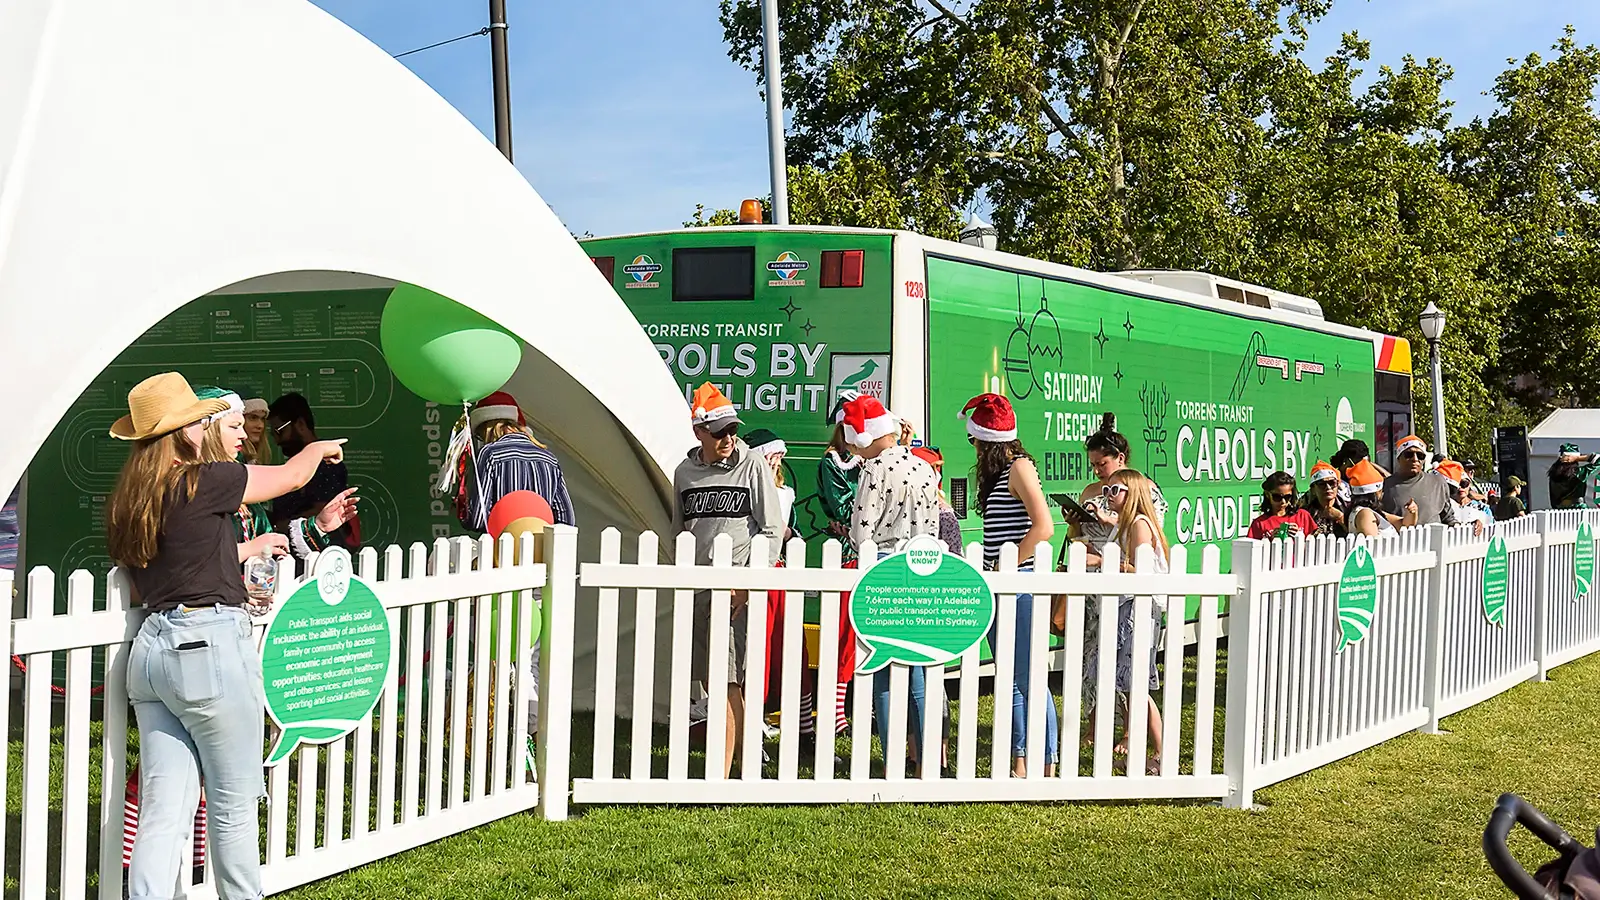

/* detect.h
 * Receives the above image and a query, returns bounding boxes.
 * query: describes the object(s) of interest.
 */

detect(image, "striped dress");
[123,767,206,870]
[465,433,576,529]
[981,460,1034,569]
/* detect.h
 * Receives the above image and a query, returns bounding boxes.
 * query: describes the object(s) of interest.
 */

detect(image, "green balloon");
[380,283,521,404]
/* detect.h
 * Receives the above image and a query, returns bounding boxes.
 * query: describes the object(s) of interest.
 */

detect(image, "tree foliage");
[710,4,1600,467]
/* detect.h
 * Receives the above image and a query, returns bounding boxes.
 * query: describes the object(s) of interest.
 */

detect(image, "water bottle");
[243,554,279,604]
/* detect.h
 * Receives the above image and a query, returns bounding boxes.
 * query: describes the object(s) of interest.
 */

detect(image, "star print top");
[849,446,940,554]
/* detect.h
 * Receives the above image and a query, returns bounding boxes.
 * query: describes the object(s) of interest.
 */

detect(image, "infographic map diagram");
[24,289,452,604]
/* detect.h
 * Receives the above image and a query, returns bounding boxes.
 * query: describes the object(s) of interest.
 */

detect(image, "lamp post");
[1419,301,1448,458]
[759,0,790,225]
[488,0,512,161]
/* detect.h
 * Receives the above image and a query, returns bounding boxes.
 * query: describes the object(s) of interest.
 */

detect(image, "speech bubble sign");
[1576,523,1595,598]
[260,547,393,765]
[1483,536,1509,626]
[849,535,994,674]
[1336,545,1377,652]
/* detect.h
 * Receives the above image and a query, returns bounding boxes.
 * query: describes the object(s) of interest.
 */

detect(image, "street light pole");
[1419,301,1448,458]
[760,0,790,225]
[489,0,513,162]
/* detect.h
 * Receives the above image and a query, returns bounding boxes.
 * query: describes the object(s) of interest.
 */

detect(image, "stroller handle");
[1484,793,1586,900]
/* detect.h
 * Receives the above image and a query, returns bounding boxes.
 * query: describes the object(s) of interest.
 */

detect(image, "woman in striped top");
[461,391,576,531]
[962,393,1059,777]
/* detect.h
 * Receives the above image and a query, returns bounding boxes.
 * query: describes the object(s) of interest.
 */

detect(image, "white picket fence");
[0,526,574,900]
[8,512,1600,896]
[576,531,1233,805]
[577,511,1600,811]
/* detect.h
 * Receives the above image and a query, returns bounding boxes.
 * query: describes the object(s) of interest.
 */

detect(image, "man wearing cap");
[1461,458,1490,505]
[1383,435,1458,527]
[673,383,784,777]
[1496,476,1528,520]
[1548,443,1600,510]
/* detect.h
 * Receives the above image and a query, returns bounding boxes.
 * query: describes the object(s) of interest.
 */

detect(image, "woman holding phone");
[107,373,347,900]
[1060,415,1167,563]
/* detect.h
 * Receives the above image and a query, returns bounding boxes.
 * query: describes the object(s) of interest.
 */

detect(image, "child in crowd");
[1083,469,1167,775]
[744,427,817,742]
[842,394,943,774]
[1247,471,1317,540]
[911,445,963,553]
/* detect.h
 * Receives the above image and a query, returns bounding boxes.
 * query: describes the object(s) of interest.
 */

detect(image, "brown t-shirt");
[129,462,249,612]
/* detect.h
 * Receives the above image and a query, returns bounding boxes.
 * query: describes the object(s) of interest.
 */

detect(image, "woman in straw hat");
[192,386,359,612]
[106,372,347,900]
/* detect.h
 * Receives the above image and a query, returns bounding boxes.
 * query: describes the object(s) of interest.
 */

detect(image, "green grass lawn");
[275,652,1600,900]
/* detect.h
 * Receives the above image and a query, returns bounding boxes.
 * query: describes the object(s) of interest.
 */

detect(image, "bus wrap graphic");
[926,256,1376,577]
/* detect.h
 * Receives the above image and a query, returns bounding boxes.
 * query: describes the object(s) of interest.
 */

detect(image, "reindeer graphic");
[1140,381,1171,471]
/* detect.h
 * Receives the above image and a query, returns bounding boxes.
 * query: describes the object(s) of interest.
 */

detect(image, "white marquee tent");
[0,1,692,710]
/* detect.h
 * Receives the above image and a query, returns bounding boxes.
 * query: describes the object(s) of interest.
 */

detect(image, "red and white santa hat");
[959,393,1017,443]
[470,391,525,429]
[840,395,899,448]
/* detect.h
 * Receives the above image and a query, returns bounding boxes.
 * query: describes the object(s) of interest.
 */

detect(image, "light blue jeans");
[988,566,1060,767]
[127,605,264,900]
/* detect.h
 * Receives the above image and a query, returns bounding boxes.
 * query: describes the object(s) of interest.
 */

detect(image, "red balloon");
[487,490,554,538]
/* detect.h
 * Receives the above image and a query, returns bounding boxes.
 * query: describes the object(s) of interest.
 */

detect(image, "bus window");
[672,246,755,301]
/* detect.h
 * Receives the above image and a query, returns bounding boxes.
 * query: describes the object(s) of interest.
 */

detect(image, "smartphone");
[1049,493,1097,523]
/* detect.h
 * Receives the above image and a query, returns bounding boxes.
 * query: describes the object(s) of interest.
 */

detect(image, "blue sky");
[310,1,1599,238]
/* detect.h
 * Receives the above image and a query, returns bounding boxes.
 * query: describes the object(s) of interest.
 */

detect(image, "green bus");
[580,224,1415,574]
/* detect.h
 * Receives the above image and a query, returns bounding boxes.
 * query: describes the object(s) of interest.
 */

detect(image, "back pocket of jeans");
[164,641,221,705]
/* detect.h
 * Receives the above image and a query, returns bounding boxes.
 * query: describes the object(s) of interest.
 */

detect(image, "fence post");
[536,524,578,822]
[1223,539,1265,810]
[1534,511,1552,683]
[1419,524,1450,734]
[0,567,10,887]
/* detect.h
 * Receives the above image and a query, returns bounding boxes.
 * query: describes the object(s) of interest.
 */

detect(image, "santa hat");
[959,393,1017,443]
[1346,460,1384,495]
[840,395,898,448]
[242,398,269,417]
[1435,459,1466,484]
[470,391,525,429]
[1396,434,1427,456]
[689,383,741,428]
[1309,461,1340,484]
[911,446,943,469]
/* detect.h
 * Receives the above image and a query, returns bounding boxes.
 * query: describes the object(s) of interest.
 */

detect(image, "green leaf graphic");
[1483,537,1509,626]
[1336,546,1377,652]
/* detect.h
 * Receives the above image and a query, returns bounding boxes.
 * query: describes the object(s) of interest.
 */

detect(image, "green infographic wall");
[22,289,459,602]
[925,256,1377,570]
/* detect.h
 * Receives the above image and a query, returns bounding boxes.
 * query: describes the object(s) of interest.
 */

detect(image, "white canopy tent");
[0,1,693,711]
[1528,409,1600,510]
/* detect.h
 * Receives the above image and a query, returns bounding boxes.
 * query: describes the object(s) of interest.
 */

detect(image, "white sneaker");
[688,696,709,725]
[762,721,780,740]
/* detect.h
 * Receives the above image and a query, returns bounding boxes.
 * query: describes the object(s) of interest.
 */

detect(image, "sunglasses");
[1101,484,1129,499]
[1271,490,1297,503]
[272,419,294,435]
[706,424,739,439]
[1401,450,1426,460]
